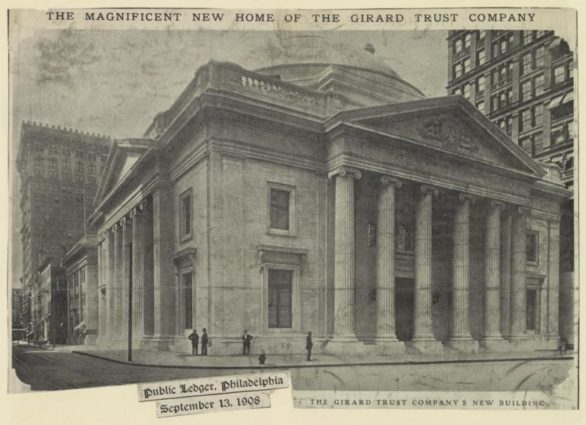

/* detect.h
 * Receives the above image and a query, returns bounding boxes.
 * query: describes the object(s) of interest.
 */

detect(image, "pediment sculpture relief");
[417,118,479,154]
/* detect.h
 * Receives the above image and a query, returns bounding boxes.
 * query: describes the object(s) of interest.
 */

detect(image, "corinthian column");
[413,185,439,346]
[329,166,361,338]
[511,207,528,339]
[482,201,505,344]
[131,205,144,341]
[450,194,474,347]
[376,176,402,343]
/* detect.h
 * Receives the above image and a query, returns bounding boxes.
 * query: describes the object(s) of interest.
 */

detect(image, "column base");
[323,338,362,356]
[374,337,406,354]
[142,335,174,351]
[480,336,509,351]
[447,337,480,353]
[406,338,444,354]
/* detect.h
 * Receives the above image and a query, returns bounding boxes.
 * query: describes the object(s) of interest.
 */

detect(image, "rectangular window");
[179,189,192,240]
[453,64,462,79]
[534,74,544,96]
[463,84,471,100]
[521,80,532,101]
[268,269,292,328]
[269,188,290,231]
[551,124,568,145]
[182,273,193,329]
[477,49,486,66]
[476,101,485,113]
[526,231,539,263]
[48,158,57,178]
[523,30,534,45]
[454,38,463,53]
[463,58,471,74]
[526,288,538,331]
[478,31,486,42]
[553,65,566,84]
[519,137,533,155]
[534,105,543,126]
[464,33,472,49]
[476,76,485,94]
[520,109,532,131]
[522,53,533,75]
[535,46,545,68]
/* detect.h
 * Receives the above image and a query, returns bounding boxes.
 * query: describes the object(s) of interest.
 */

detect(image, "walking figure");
[188,329,199,355]
[306,331,313,361]
[201,328,209,355]
[242,330,253,355]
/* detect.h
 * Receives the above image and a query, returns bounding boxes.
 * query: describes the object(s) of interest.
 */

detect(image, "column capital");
[457,193,474,203]
[517,206,530,216]
[130,206,143,218]
[380,175,402,188]
[420,184,439,196]
[112,223,120,232]
[488,200,505,211]
[328,166,362,180]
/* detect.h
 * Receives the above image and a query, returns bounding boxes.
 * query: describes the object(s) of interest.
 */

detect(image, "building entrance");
[395,277,414,341]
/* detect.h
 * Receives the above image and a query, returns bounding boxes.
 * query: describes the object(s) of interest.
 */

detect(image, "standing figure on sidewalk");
[201,328,209,355]
[188,329,199,355]
[306,331,313,361]
[258,350,266,365]
[242,330,253,355]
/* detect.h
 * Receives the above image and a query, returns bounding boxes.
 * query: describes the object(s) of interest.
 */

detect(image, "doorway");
[395,278,414,341]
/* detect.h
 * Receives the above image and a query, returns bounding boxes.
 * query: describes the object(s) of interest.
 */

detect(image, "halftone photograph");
[7,7,577,410]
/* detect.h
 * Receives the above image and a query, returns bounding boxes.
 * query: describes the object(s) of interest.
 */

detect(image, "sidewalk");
[72,347,575,369]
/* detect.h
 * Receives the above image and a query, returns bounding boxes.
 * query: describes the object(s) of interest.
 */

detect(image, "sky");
[8,29,448,282]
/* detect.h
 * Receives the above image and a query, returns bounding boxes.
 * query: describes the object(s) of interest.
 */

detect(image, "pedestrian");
[188,329,199,355]
[258,350,266,365]
[242,330,253,355]
[201,328,209,355]
[306,331,313,361]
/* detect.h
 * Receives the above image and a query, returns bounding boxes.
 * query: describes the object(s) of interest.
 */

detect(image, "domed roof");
[255,35,402,80]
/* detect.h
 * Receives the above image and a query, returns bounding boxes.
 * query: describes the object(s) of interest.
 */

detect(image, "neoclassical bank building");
[88,39,571,355]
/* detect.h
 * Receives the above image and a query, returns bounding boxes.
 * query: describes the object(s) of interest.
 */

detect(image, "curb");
[72,350,574,370]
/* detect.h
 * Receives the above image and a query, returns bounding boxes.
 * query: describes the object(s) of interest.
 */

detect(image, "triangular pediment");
[338,97,546,178]
[94,139,153,207]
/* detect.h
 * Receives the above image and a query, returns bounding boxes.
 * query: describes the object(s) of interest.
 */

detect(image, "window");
[535,46,545,68]
[179,189,192,240]
[523,30,534,45]
[88,163,96,176]
[534,74,544,96]
[76,151,85,159]
[526,231,539,263]
[521,80,533,101]
[48,158,57,178]
[463,84,471,100]
[463,57,471,74]
[396,224,414,252]
[526,288,538,331]
[520,109,532,132]
[88,153,96,161]
[553,65,567,84]
[268,184,294,234]
[534,104,543,126]
[476,101,485,113]
[454,87,462,96]
[476,76,485,94]
[454,38,463,53]
[453,63,462,79]
[48,145,58,155]
[182,273,193,329]
[268,268,292,328]
[477,49,486,65]
[477,31,485,43]
[551,123,571,145]
[522,53,533,75]
[464,33,472,49]
[519,136,534,155]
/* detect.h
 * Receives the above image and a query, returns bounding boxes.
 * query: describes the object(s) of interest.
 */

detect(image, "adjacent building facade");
[17,123,111,339]
[88,39,570,355]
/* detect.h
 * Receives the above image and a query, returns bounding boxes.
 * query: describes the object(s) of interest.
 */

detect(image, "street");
[11,344,574,393]
[11,345,257,391]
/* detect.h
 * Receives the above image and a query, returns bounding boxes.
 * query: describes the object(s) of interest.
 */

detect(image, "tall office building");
[447,30,574,188]
[17,122,112,338]
[447,30,576,345]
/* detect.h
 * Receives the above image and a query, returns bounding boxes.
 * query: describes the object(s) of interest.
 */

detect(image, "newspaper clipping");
[5,4,579,418]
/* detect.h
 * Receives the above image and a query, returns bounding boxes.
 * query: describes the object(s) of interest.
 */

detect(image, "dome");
[255,35,403,80]
[253,35,424,105]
